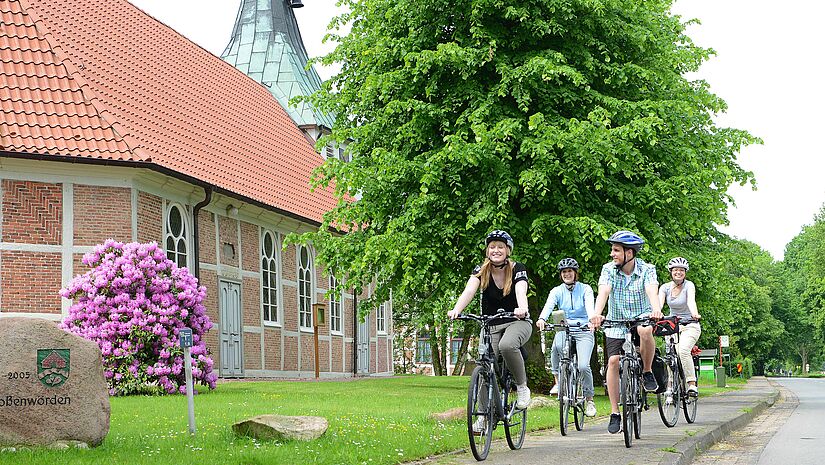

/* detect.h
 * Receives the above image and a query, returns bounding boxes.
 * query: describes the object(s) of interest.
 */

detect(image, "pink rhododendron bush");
[60,240,217,395]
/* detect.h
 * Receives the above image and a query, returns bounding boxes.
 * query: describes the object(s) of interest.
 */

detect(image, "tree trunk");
[799,345,809,375]
[524,271,552,393]
[452,323,473,376]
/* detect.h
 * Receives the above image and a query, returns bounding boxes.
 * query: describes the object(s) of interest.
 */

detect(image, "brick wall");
[199,270,220,369]
[1,180,62,244]
[136,192,162,244]
[283,336,298,371]
[242,276,259,327]
[218,216,239,268]
[243,332,261,370]
[282,283,298,332]
[263,328,281,371]
[0,251,61,313]
[73,185,131,245]
[241,221,258,273]
[197,210,216,265]
[282,243,296,281]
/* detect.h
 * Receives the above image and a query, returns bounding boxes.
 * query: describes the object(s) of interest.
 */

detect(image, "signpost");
[179,328,196,435]
[312,304,326,379]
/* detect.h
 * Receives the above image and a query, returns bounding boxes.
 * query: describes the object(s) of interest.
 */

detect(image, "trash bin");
[715,366,726,387]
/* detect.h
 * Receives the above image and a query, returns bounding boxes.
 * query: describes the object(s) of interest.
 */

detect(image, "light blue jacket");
[539,282,594,325]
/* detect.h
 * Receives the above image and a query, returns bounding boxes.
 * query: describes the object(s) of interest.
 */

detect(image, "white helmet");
[667,257,689,271]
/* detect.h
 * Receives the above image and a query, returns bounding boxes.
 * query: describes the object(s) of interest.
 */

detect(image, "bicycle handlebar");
[455,312,520,323]
[600,317,654,329]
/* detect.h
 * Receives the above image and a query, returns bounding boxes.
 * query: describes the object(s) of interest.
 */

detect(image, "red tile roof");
[0,0,336,224]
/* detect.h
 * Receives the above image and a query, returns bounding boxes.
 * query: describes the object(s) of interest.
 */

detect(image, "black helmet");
[557,258,579,271]
[486,230,514,251]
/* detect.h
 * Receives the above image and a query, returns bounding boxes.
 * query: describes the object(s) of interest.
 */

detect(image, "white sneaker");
[472,416,486,435]
[687,385,698,396]
[585,400,597,417]
[549,383,559,395]
[516,384,531,409]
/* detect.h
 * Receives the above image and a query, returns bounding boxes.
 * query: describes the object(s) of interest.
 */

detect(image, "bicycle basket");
[652,316,679,336]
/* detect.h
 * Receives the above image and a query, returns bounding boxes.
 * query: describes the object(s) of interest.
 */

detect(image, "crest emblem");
[37,349,70,388]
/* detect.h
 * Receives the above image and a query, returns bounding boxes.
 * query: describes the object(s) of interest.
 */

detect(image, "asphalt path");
[414,378,778,465]
[756,377,825,465]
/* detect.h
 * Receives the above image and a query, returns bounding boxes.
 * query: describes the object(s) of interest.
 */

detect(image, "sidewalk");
[414,377,778,465]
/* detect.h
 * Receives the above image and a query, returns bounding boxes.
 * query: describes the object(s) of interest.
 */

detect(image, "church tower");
[222,0,333,143]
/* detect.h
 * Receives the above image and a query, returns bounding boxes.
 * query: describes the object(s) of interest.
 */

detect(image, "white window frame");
[163,201,191,269]
[376,301,387,335]
[297,244,315,331]
[260,229,281,326]
[329,274,343,334]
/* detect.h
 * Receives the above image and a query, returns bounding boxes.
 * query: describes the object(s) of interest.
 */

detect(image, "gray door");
[357,314,370,374]
[219,280,243,377]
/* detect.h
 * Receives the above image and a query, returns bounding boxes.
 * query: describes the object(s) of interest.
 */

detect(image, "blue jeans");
[551,330,595,398]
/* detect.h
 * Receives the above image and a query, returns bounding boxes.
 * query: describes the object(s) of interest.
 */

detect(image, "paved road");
[757,378,825,464]
[413,378,778,465]
[691,377,825,465]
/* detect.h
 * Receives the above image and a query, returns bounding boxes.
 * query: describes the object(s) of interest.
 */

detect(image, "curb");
[658,388,780,465]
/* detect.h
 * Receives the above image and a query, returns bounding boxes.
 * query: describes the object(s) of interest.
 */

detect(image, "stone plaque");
[0,317,110,447]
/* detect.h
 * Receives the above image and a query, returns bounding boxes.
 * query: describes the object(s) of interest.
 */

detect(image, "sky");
[129,0,825,261]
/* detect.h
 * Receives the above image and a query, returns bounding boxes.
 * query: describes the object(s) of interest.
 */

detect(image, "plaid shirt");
[598,258,658,339]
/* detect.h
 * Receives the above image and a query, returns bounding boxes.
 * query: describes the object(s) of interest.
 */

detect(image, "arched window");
[329,274,342,333]
[165,203,189,269]
[261,230,280,324]
[297,245,314,329]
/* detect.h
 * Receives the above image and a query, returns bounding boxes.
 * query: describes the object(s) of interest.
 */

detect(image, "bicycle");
[655,317,700,427]
[543,314,590,436]
[457,313,527,461]
[601,317,653,448]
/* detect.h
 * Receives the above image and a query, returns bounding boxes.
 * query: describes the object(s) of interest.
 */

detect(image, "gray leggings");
[489,319,533,385]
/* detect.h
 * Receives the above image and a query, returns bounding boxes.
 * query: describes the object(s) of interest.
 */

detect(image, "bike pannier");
[652,316,679,337]
[652,350,669,394]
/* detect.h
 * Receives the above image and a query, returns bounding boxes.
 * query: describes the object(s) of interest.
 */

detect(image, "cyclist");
[536,258,598,417]
[448,230,532,415]
[658,257,702,395]
[590,230,662,434]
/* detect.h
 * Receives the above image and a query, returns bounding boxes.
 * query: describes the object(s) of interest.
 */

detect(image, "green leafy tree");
[301,0,757,383]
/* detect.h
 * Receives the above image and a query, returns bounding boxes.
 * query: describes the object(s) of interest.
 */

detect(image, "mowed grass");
[1,375,576,465]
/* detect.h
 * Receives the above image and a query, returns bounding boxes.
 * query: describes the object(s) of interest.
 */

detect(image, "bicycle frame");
[458,313,527,460]
[602,318,652,448]
[545,321,589,435]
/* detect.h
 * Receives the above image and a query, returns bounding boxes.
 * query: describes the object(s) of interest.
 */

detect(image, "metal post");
[179,328,196,435]
[184,346,196,434]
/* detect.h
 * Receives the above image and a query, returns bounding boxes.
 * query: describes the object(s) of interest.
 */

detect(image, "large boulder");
[233,415,328,441]
[0,317,110,447]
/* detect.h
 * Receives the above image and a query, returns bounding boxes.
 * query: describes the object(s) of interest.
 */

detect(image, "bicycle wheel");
[467,365,494,461]
[503,375,526,450]
[620,359,634,448]
[680,360,698,423]
[657,358,679,427]
[572,355,585,431]
[558,362,570,436]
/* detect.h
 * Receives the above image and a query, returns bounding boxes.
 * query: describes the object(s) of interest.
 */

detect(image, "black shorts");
[605,327,641,358]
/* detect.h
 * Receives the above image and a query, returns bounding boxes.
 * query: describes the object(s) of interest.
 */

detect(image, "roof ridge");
[16,0,151,162]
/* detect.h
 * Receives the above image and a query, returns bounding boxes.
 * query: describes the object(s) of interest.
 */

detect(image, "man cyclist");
[536,258,598,417]
[590,230,662,434]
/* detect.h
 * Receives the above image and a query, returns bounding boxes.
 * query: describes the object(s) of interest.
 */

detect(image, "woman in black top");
[448,230,532,410]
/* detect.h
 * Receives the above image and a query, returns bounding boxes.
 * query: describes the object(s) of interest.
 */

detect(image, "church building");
[0,0,392,378]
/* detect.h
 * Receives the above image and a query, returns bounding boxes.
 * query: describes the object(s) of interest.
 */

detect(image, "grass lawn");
[0,376,559,465]
[0,374,743,465]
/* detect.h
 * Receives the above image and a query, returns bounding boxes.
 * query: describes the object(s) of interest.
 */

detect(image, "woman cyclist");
[536,258,598,417]
[657,257,702,395]
[448,230,532,411]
